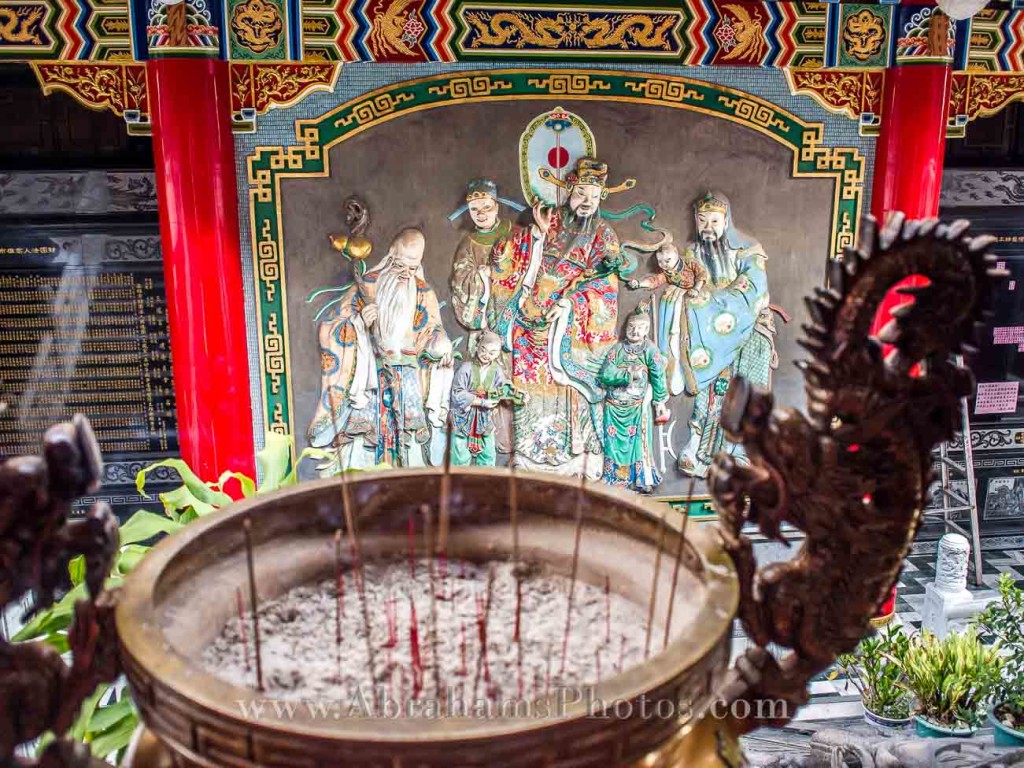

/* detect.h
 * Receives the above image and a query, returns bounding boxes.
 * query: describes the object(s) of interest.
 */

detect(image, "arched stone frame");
[245,67,866,506]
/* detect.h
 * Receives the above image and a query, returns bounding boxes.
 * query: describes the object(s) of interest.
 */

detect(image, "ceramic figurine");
[308,228,453,469]
[627,242,709,397]
[448,178,524,454]
[448,178,525,336]
[671,191,778,478]
[598,302,669,493]
[487,157,633,478]
[449,331,528,466]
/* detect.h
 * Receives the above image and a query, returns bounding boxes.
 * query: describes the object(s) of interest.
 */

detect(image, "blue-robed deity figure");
[658,191,778,478]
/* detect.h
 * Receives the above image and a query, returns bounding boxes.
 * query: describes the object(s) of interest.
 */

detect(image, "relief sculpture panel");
[285,97,835,498]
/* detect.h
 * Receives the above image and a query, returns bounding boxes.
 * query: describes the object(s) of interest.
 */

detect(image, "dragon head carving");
[707,213,1006,737]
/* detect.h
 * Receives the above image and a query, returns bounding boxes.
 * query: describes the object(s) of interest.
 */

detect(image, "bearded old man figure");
[308,227,454,469]
[672,191,777,478]
[487,157,632,477]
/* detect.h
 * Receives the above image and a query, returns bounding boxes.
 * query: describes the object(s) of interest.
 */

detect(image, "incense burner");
[117,468,739,767]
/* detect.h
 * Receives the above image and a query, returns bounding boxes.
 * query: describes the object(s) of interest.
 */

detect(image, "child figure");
[449,331,506,466]
[627,242,709,297]
[627,242,709,398]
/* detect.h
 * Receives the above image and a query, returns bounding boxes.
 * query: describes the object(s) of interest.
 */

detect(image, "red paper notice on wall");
[975,381,1020,414]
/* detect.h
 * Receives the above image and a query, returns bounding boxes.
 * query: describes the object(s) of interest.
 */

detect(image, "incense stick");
[333,529,343,675]
[510,459,523,644]
[559,459,588,676]
[662,475,696,650]
[438,419,453,562]
[338,470,378,714]
[471,565,496,702]
[242,517,264,692]
[420,503,442,704]
[644,505,668,660]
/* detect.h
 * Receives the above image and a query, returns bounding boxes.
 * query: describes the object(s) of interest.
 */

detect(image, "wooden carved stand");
[0,415,121,768]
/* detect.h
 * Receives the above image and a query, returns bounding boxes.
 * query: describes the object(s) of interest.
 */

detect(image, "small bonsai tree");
[973,573,1024,732]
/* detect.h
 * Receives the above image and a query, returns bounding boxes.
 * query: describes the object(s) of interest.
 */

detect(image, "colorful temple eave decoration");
[785,67,1024,138]
[29,61,340,134]
[0,0,1020,71]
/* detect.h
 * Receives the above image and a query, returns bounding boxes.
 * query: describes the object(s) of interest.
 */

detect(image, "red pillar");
[869,44,953,624]
[147,59,256,481]
[871,63,952,221]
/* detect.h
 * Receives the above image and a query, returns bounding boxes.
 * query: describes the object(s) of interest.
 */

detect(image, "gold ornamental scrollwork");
[270,402,287,432]
[264,312,285,395]
[426,76,513,99]
[526,74,611,95]
[800,131,863,202]
[334,91,415,128]
[716,94,790,134]
[256,219,280,303]
[959,73,1024,122]
[31,63,128,116]
[623,79,704,104]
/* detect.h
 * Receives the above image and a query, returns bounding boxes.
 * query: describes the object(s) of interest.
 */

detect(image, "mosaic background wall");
[235,62,876,498]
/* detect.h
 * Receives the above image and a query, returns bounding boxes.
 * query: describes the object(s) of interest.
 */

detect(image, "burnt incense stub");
[0,415,121,768]
[708,214,1006,734]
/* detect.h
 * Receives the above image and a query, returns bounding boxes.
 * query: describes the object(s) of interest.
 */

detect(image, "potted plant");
[973,573,1024,746]
[833,624,912,729]
[900,627,1003,737]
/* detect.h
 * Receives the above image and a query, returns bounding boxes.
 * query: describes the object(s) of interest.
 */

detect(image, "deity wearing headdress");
[671,191,777,477]
[448,178,526,336]
[487,157,632,476]
[307,227,454,469]
[448,179,525,454]
[598,302,669,493]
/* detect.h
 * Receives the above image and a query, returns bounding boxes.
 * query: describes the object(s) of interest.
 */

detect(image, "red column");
[871,62,952,221]
[869,50,952,624]
[147,59,256,481]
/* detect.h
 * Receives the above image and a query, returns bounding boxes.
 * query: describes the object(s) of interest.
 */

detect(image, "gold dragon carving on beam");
[463,11,676,51]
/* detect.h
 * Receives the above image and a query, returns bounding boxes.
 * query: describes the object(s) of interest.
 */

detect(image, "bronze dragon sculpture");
[0,415,121,768]
[708,213,1006,732]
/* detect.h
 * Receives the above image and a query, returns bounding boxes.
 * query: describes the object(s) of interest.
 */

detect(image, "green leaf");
[68,555,85,587]
[115,545,151,576]
[256,432,294,493]
[70,684,108,741]
[118,510,182,546]
[216,470,256,499]
[284,447,338,485]
[137,458,233,509]
[157,485,218,518]
[43,631,69,654]
[89,711,138,759]
[13,582,86,641]
[88,696,135,733]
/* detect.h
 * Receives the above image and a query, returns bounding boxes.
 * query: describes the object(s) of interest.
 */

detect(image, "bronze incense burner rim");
[116,466,737,743]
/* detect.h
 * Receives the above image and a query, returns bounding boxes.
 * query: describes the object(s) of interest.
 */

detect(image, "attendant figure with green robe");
[449,331,507,466]
[599,304,669,493]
